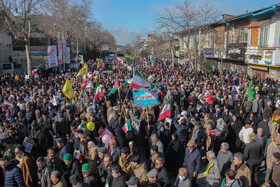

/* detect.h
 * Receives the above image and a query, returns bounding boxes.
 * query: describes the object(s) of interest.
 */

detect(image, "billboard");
[47,45,58,68]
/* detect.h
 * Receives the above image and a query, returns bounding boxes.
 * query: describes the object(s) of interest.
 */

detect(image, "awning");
[246,22,263,28]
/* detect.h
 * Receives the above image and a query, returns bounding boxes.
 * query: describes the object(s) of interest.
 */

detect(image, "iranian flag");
[206,91,213,105]
[105,179,109,187]
[107,78,119,97]
[122,120,132,133]
[82,88,89,107]
[130,70,155,89]
[101,128,116,153]
[94,83,103,103]
[78,123,87,131]
[4,100,11,107]
[74,152,83,161]
[157,99,171,121]
[32,68,38,75]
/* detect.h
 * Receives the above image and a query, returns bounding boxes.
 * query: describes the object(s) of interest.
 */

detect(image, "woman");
[165,133,183,173]
[86,141,98,175]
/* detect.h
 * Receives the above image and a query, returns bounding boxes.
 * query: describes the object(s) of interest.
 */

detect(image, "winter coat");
[52,178,67,187]
[165,138,183,172]
[17,154,38,187]
[173,119,190,146]
[119,153,133,175]
[111,173,128,187]
[109,146,121,164]
[3,160,25,187]
[64,159,82,185]
[217,150,233,176]
[184,147,201,175]
[239,125,253,144]
[190,126,207,150]
[266,142,280,169]
[44,156,64,174]
[258,121,271,137]
[157,166,171,187]
[230,162,251,187]
[243,140,263,166]
[38,166,52,187]
[83,175,98,186]
[205,159,220,185]
[58,144,71,161]
[228,118,243,152]
[133,163,148,184]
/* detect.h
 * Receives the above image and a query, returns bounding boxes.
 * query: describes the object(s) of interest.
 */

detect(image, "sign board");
[58,40,63,64]
[23,137,34,153]
[47,45,58,68]
[204,48,214,58]
[227,43,246,60]
[133,88,158,107]
[247,48,280,66]
[215,26,225,46]
[66,47,71,64]
[250,28,259,46]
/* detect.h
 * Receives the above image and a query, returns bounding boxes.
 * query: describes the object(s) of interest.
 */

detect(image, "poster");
[250,28,259,46]
[67,47,71,64]
[62,40,67,64]
[47,45,58,68]
[58,40,63,64]
[23,137,34,153]
[215,26,225,46]
[133,88,158,107]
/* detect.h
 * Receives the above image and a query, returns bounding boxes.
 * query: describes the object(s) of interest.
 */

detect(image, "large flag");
[76,64,88,77]
[130,70,155,89]
[157,99,171,121]
[107,78,119,97]
[122,120,132,133]
[205,91,213,105]
[94,83,103,103]
[247,80,254,101]
[100,60,105,68]
[62,78,76,99]
[32,68,38,75]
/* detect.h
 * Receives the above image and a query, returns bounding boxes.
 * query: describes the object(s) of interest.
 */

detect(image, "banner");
[67,47,71,64]
[250,28,259,46]
[58,40,63,64]
[47,45,58,68]
[133,88,158,107]
[62,40,67,64]
[23,137,34,153]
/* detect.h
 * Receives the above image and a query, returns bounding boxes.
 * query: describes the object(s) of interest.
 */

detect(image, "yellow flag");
[97,61,100,69]
[94,75,98,80]
[62,78,76,99]
[76,64,88,77]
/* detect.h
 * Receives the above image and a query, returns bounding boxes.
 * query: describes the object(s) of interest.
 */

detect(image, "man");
[230,152,251,187]
[150,145,164,169]
[81,163,98,186]
[174,168,191,187]
[190,121,206,150]
[56,138,71,161]
[97,147,107,167]
[109,139,121,164]
[252,93,263,119]
[119,147,133,175]
[146,169,161,187]
[14,144,37,187]
[217,142,233,177]
[265,134,280,183]
[63,153,82,186]
[50,170,67,187]
[131,155,148,186]
[0,157,25,187]
[126,176,140,187]
[69,174,89,187]
[44,148,64,173]
[258,117,271,138]
[111,165,128,187]
[243,132,263,186]
[98,154,113,185]
[239,120,254,145]
[36,157,52,187]
[263,101,273,120]
[0,137,15,160]
[151,134,164,154]
[183,140,201,187]
[154,157,170,187]
[220,169,242,187]
[270,152,280,186]
[204,151,220,187]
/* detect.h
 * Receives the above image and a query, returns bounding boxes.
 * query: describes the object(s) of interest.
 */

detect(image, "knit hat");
[273,152,280,160]
[63,153,73,161]
[82,163,90,170]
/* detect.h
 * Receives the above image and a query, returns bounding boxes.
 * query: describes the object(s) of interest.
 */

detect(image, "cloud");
[109,27,149,46]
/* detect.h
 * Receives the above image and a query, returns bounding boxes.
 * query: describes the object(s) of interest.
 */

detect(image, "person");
[243,132,263,186]
[14,144,38,187]
[63,153,82,186]
[119,147,133,175]
[56,138,71,161]
[190,121,206,150]
[50,170,67,187]
[220,169,242,187]
[258,117,271,138]
[230,152,251,187]
[239,120,254,145]
[98,154,113,185]
[269,152,280,187]
[265,134,280,183]
[109,139,121,164]
[131,155,148,186]
[154,157,170,187]
[81,163,98,186]
[44,148,64,174]
[69,174,89,187]
[86,141,98,175]
[217,142,233,177]
[146,168,161,187]
[125,176,140,187]
[151,134,164,154]
[183,140,201,187]
[150,145,164,169]
[174,167,191,187]
[165,133,183,173]
[111,164,128,187]
[36,157,52,187]
[0,157,25,187]
[204,151,220,187]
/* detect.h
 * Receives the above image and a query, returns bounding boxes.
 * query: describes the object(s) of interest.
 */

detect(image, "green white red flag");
[130,70,155,89]
[157,99,171,121]
[122,120,132,133]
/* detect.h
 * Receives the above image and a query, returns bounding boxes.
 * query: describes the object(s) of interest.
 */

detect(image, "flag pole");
[118,87,131,127]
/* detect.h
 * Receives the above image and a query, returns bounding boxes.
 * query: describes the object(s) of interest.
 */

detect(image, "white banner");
[48,45,58,68]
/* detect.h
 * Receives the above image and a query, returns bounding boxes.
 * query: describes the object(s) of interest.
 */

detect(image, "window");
[237,28,248,43]
[259,27,269,46]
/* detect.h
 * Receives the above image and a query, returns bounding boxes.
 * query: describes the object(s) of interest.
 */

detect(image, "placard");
[48,45,58,68]
[133,88,158,107]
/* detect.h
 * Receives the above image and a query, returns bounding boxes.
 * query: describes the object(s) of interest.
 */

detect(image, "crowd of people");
[0,60,280,187]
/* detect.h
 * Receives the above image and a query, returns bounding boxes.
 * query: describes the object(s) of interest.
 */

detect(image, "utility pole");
[194,27,198,70]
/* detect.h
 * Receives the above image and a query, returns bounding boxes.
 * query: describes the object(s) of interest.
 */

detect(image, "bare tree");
[155,0,219,68]
[0,0,45,75]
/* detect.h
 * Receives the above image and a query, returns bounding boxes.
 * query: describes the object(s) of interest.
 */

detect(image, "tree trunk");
[25,43,32,75]
[171,47,175,67]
